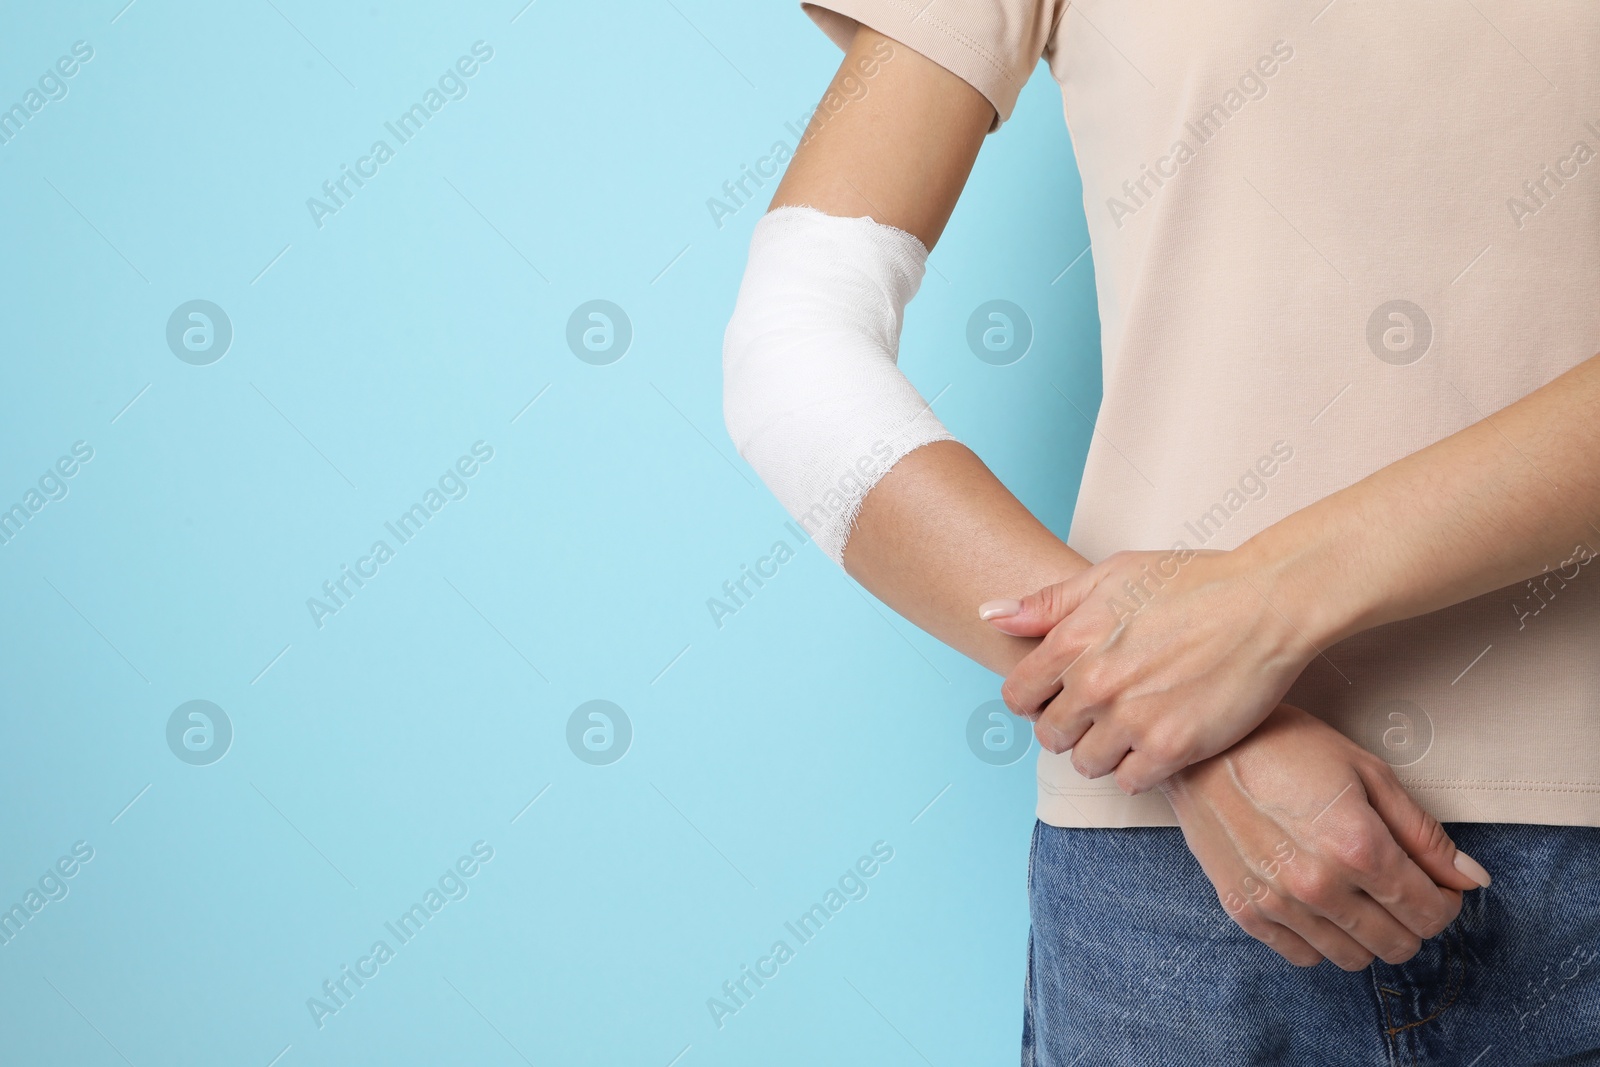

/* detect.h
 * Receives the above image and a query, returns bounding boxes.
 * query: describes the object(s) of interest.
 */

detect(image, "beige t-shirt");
[804,0,1600,827]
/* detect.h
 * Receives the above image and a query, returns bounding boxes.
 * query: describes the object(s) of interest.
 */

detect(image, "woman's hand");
[981,547,1317,793]
[1162,704,1490,970]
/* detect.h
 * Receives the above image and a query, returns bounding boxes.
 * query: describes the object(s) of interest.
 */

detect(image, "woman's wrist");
[1232,501,1380,654]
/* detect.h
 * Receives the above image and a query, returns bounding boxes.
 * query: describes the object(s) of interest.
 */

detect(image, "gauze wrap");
[722,206,955,564]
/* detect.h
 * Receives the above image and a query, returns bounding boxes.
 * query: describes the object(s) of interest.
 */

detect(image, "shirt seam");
[1039,781,1600,796]
[1399,781,1600,792]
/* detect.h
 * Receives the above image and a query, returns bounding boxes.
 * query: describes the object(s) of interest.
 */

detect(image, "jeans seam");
[1021,928,1035,1067]
[1022,821,1041,1067]
[1374,976,1408,1067]
[1372,922,1468,1067]
[1385,926,1467,1035]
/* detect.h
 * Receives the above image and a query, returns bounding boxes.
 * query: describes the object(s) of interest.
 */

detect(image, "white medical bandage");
[722,206,955,565]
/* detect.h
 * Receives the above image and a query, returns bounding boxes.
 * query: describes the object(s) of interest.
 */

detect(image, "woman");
[722,3,1600,1063]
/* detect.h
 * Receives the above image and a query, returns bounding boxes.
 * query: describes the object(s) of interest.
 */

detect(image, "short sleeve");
[801,0,1066,130]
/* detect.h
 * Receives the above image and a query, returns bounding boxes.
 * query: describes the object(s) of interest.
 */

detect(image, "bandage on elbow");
[722,206,955,565]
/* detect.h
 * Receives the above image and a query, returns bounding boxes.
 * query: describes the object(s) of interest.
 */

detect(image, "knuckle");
[1421,893,1463,939]
[1040,624,1075,657]
[1415,815,1453,861]
[1349,751,1394,788]
[1081,672,1119,710]
[1003,678,1045,718]
[1251,928,1321,968]
[1326,832,1386,880]
[1277,860,1320,896]
[1381,936,1424,965]
[1228,908,1273,940]
[1035,720,1069,755]
[1336,951,1376,973]
[1282,865,1340,910]
[1356,749,1397,781]
[1142,755,1177,786]
[1144,735,1187,775]
[1249,892,1293,926]
[1414,914,1447,941]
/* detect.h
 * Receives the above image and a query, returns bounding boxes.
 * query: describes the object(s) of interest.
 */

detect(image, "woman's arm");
[846,441,1091,676]
[990,352,1600,793]
[732,26,1484,967]
[764,27,1093,673]
[1254,353,1600,644]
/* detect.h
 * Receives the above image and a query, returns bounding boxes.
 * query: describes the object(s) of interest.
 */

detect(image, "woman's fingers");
[1000,623,1089,720]
[1278,912,1377,972]
[1229,840,1424,968]
[1166,706,1484,970]
[1111,748,1165,796]
[1228,907,1323,967]
[1032,691,1093,755]
[1059,721,1129,779]
[978,565,1101,637]
[1340,816,1465,942]
[1226,876,1377,970]
[1032,715,1090,759]
[1357,755,1490,893]
[1302,887,1424,965]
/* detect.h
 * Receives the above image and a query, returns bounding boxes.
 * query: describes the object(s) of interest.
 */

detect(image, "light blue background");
[0,2,1102,1063]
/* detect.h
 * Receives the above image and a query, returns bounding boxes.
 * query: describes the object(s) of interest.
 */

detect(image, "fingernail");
[1037,723,1068,753]
[979,599,1022,621]
[1454,850,1492,888]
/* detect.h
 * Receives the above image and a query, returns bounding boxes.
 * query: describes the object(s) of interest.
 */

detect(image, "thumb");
[1357,760,1491,892]
[978,565,1099,637]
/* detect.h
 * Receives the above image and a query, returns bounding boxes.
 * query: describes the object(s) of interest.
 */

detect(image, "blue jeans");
[1024,822,1600,1066]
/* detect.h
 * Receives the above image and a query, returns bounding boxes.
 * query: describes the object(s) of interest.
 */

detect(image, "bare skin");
[765,26,1482,969]
[989,351,1600,793]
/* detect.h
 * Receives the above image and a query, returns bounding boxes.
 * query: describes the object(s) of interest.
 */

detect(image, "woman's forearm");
[1245,351,1600,647]
[726,23,1089,670]
[842,439,1090,676]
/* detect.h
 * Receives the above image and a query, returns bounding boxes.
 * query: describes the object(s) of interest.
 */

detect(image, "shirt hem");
[800,0,1026,129]
[1038,785,1600,829]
